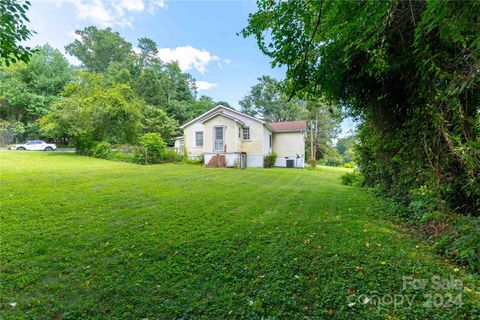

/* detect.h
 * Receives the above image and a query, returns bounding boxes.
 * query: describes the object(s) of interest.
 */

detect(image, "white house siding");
[263,126,273,154]
[246,155,264,168]
[272,132,305,168]
[240,120,265,156]
[183,122,204,157]
[202,115,240,153]
[173,138,183,149]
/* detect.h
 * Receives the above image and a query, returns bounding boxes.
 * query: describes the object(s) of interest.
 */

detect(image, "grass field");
[1,152,479,319]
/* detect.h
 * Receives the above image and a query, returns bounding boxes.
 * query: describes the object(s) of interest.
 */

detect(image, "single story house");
[175,105,306,168]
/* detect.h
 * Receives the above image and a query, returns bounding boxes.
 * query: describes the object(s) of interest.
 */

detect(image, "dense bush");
[244,1,479,217]
[434,217,480,273]
[343,162,355,169]
[140,133,166,153]
[263,152,278,168]
[340,171,363,186]
[133,133,165,164]
[380,196,480,273]
[130,133,185,165]
[92,141,112,159]
[243,0,480,273]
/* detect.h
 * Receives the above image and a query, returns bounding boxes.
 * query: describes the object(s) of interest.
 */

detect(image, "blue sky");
[26,0,355,137]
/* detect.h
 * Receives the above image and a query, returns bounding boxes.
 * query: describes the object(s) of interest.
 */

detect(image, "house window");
[239,127,241,138]
[242,127,250,140]
[269,134,272,148]
[195,131,203,147]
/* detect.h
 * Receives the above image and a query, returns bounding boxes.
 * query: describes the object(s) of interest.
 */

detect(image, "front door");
[214,127,224,152]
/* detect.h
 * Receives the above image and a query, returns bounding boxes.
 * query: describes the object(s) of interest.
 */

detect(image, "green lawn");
[1,152,479,319]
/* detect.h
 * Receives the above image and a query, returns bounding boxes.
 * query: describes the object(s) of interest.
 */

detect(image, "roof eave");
[180,105,264,129]
[199,112,246,126]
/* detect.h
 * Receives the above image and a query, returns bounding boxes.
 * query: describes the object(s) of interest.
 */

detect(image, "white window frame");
[195,131,203,147]
[242,127,251,141]
[213,126,225,152]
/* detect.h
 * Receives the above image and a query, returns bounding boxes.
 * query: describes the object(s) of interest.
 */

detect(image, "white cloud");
[114,0,145,12]
[151,0,165,9]
[65,0,122,27]
[56,0,165,28]
[157,46,220,73]
[196,81,218,91]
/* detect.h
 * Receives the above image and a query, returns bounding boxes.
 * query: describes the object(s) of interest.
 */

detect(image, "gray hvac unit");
[286,159,295,168]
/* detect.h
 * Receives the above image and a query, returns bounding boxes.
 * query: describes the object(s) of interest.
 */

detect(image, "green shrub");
[340,171,363,186]
[160,148,184,163]
[440,218,480,273]
[74,135,96,155]
[92,142,112,159]
[132,134,185,165]
[134,133,166,164]
[307,158,317,169]
[381,190,480,273]
[343,162,355,168]
[264,152,278,168]
[139,133,166,153]
[409,186,447,223]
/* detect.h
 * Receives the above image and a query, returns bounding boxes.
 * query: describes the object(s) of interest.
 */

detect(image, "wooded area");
[0,0,478,271]
[242,0,479,270]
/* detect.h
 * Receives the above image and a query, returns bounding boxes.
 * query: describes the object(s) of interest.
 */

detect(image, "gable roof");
[269,120,307,132]
[180,105,264,129]
[199,111,246,126]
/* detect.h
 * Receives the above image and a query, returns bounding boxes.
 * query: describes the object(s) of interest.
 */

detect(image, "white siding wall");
[272,131,305,168]
[183,122,204,157]
[247,155,264,168]
[263,126,273,155]
[203,115,240,153]
[239,120,265,156]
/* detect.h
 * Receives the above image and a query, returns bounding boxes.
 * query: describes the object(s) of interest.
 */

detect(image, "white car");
[9,140,57,151]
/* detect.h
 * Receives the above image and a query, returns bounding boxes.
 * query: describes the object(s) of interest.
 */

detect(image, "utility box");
[286,159,295,168]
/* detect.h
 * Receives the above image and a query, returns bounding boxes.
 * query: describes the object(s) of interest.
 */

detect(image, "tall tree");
[137,37,159,67]
[0,44,73,141]
[243,0,480,215]
[239,75,306,122]
[0,0,35,66]
[336,135,357,164]
[141,105,178,141]
[65,26,133,72]
[39,72,142,151]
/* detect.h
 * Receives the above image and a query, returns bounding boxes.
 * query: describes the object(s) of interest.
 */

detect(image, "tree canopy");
[1,26,228,149]
[65,26,133,73]
[0,0,35,66]
[243,0,480,215]
[239,76,306,122]
[39,72,142,151]
[0,45,73,142]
